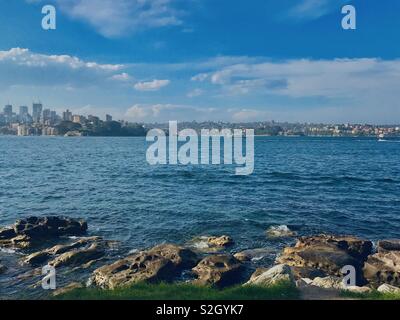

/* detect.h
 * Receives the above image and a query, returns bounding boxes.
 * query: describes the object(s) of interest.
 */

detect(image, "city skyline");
[0,1,400,123]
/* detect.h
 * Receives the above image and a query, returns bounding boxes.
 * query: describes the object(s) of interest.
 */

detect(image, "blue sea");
[0,136,399,297]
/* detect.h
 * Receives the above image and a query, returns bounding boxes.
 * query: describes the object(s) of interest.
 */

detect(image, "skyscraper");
[19,106,28,117]
[50,110,57,124]
[106,114,113,122]
[3,105,13,124]
[19,106,29,123]
[63,109,72,122]
[32,103,43,123]
[3,104,12,117]
[42,109,51,123]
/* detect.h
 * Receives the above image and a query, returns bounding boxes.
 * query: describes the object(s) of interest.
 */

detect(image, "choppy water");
[0,136,399,298]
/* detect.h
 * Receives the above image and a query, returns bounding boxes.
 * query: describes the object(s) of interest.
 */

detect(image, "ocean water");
[0,136,399,297]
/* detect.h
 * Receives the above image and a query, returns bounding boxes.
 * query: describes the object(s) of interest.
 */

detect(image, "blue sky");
[0,0,399,123]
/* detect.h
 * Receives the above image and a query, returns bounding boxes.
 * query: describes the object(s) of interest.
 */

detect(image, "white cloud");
[187,88,203,98]
[231,109,269,122]
[134,79,170,91]
[110,72,131,81]
[0,47,122,71]
[202,57,400,102]
[191,73,209,82]
[28,0,183,37]
[287,0,348,20]
[124,103,217,122]
[0,47,125,89]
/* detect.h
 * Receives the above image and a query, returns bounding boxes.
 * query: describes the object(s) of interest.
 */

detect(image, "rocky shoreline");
[1,216,400,298]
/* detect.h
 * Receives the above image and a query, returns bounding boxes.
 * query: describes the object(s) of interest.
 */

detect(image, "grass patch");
[56,281,300,300]
[340,290,400,300]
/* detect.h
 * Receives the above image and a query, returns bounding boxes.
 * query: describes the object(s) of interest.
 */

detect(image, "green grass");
[55,281,300,300]
[340,290,400,300]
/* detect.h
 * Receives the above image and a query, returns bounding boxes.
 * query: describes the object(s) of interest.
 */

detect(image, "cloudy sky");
[0,0,399,123]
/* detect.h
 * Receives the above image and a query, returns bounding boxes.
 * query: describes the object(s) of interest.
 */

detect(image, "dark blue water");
[0,136,399,297]
[1,136,400,245]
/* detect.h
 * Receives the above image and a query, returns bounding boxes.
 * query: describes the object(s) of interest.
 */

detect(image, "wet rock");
[53,282,85,297]
[266,225,297,238]
[0,235,31,249]
[276,235,372,285]
[245,264,295,286]
[208,236,233,247]
[92,252,175,289]
[22,237,104,266]
[192,254,243,287]
[188,235,233,253]
[0,217,88,249]
[23,251,52,266]
[377,239,400,253]
[14,217,87,238]
[0,264,7,274]
[49,243,105,268]
[233,248,274,262]
[48,237,102,255]
[363,251,400,287]
[377,283,400,294]
[0,227,16,239]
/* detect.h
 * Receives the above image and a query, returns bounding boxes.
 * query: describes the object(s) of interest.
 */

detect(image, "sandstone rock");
[48,237,102,255]
[188,235,233,253]
[377,239,400,253]
[147,244,199,269]
[0,235,31,249]
[233,248,274,262]
[53,282,85,297]
[308,276,345,290]
[92,252,175,289]
[363,251,400,287]
[22,237,103,266]
[23,251,52,266]
[266,225,297,238]
[49,243,105,268]
[277,235,372,285]
[377,283,400,294]
[289,266,326,280]
[245,264,295,286]
[343,286,372,294]
[192,254,243,287]
[91,244,198,289]
[207,236,233,247]
[0,217,88,249]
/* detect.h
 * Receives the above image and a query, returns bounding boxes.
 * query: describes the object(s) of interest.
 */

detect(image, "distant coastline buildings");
[0,102,399,138]
[0,102,146,137]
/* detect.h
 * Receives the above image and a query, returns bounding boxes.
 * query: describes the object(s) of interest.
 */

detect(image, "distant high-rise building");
[106,114,113,122]
[32,103,43,123]
[63,109,73,122]
[19,106,29,123]
[3,105,13,124]
[50,110,57,124]
[4,104,12,116]
[42,109,51,123]
[19,106,28,117]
